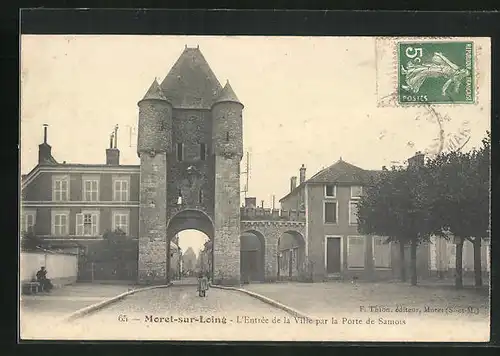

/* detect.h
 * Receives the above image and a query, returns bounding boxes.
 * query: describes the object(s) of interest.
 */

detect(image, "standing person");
[36,266,53,292]
[197,271,208,297]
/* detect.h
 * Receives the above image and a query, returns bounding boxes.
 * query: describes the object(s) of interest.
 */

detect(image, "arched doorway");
[167,209,214,283]
[240,230,265,283]
[278,231,305,280]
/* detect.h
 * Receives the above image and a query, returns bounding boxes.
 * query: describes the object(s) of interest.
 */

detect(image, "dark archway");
[166,209,214,282]
[240,230,266,283]
[278,230,306,280]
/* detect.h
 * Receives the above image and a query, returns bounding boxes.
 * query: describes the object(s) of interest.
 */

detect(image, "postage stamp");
[375,37,487,108]
[398,41,475,104]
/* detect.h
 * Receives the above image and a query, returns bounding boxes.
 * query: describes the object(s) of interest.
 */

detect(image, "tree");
[426,131,490,288]
[21,230,43,251]
[357,163,432,285]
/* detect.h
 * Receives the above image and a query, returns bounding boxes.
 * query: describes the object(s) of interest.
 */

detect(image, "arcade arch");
[166,209,214,281]
[240,230,266,283]
[278,231,306,280]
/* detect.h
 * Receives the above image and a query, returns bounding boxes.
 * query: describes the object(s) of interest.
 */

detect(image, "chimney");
[38,124,53,164]
[106,130,120,165]
[290,176,297,192]
[299,164,306,184]
[408,151,425,169]
[245,197,257,208]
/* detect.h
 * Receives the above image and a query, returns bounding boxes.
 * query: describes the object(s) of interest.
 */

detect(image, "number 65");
[405,47,423,59]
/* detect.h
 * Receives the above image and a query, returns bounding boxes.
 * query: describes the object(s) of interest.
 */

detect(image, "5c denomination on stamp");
[398,41,475,104]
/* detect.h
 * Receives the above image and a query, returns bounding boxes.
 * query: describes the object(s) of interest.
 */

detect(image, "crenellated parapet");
[240,207,306,222]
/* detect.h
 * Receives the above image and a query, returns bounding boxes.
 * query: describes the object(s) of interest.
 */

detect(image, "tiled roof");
[213,80,242,106]
[160,47,223,109]
[141,79,168,101]
[307,159,379,184]
[279,159,381,202]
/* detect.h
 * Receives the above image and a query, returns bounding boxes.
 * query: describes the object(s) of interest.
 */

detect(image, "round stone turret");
[211,80,244,159]
[137,79,173,156]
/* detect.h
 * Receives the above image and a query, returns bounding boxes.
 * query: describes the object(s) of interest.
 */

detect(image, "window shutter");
[91,214,98,236]
[76,213,84,236]
[348,237,365,268]
[62,215,68,235]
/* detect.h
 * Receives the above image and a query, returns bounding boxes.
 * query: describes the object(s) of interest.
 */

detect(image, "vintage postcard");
[20,35,491,342]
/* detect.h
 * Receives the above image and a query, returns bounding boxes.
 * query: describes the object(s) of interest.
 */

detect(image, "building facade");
[21,125,182,282]
[279,157,429,281]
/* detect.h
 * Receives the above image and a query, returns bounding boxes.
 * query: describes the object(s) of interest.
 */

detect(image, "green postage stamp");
[398,41,475,104]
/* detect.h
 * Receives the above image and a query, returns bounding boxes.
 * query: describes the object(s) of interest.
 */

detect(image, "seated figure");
[36,266,53,292]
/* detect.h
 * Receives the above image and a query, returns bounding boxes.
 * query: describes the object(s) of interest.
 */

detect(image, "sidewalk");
[242,280,490,319]
[21,283,135,318]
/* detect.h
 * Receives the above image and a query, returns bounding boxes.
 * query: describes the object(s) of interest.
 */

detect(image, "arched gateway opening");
[278,231,306,280]
[166,209,214,283]
[240,230,265,283]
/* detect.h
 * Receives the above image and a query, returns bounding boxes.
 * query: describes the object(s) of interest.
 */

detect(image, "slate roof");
[141,79,168,101]
[279,159,381,202]
[214,80,243,106]
[307,159,379,184]
[160,47,223,109]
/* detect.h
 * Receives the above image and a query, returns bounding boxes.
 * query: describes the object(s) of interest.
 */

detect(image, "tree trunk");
[399,242,406,282]
[455,237,464,289]
[410,239,418,286]
[473,238,482,287]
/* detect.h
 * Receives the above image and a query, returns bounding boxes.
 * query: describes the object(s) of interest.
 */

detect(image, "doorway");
[326,236,342,274]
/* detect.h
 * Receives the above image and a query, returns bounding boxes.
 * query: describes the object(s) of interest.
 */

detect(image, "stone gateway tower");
[137,46,243,285]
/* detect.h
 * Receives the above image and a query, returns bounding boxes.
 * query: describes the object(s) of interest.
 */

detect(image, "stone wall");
[138,153,168,284]
[167,109,214,220]
[213,156,241,285]
[137,100,172,154]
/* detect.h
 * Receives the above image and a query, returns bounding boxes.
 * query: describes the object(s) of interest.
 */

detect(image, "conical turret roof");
[160,46,223,109]
[213,80,243,106]
[141,79,168,101]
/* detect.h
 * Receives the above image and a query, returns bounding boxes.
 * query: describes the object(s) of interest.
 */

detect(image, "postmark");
[398,41,475,105]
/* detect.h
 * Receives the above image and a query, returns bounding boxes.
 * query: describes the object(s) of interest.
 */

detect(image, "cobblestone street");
[22,286,292,341]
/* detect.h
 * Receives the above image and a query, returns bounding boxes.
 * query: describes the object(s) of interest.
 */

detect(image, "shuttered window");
[347,236,365,268]
[349,201,359,225]
[76,212,99,236]
[373,236,391,268]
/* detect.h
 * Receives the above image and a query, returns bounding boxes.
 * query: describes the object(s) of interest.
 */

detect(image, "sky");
[20,35,491,252]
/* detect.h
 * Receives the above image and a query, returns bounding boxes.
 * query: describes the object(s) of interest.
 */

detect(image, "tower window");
[199,189,203,204]
[177,189,183,205]
[176,143,184,161]
[200,143,206,161]
[226,132,230,142]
